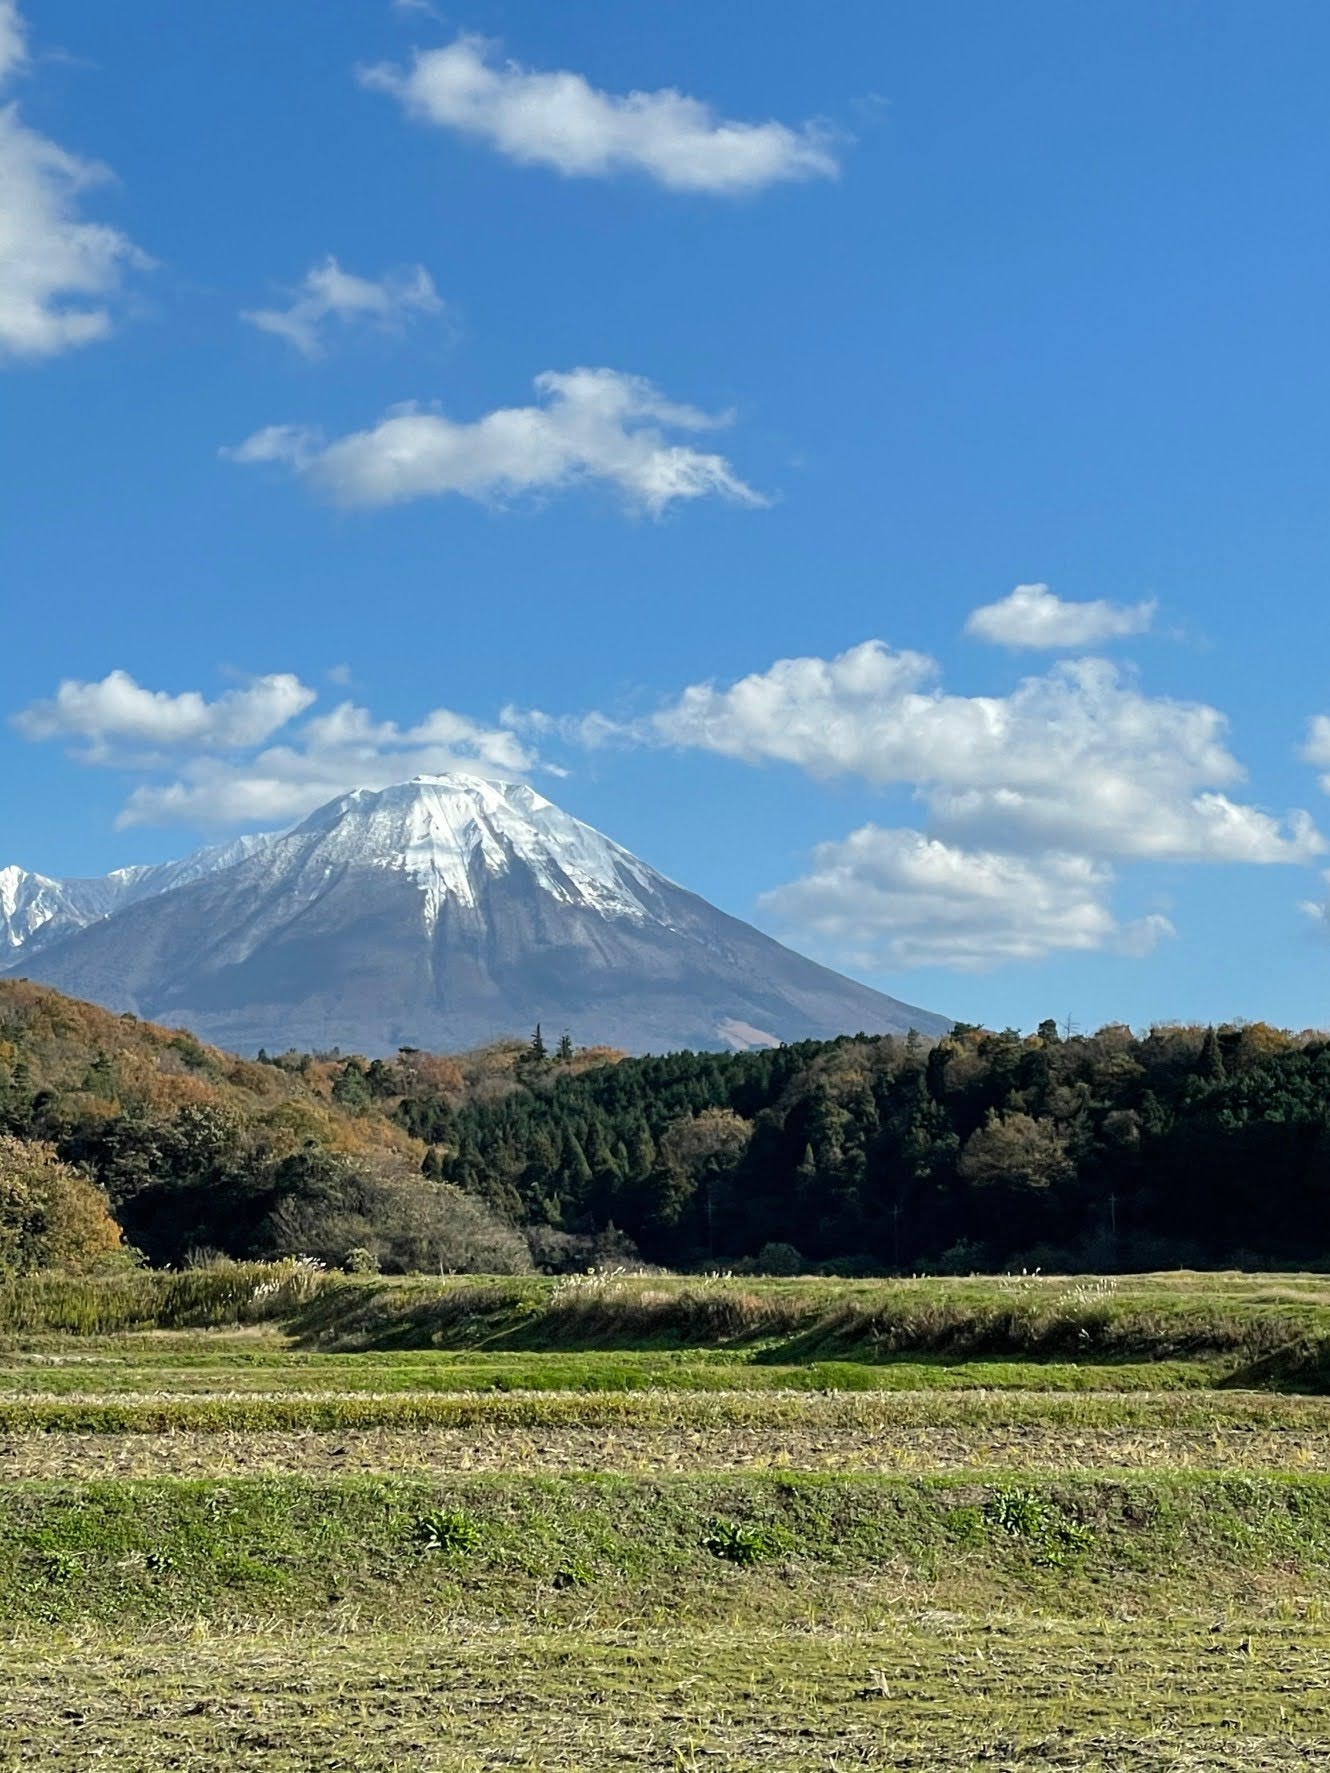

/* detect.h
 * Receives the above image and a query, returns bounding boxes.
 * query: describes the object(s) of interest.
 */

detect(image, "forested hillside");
[4,979,1330,1274]
[437,1017,1330,1273]
[0,980,564,1272]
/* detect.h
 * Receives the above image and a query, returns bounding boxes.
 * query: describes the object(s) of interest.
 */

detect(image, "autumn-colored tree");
[0,1135,126,1274]
[957,1111,1073,1192]
[657,1107,752,1191]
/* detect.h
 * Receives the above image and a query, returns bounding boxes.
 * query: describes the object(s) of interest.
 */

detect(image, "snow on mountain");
[1,832,279,956]
[296,777,668,929]
[3,776,951,1054]
[0,867,83,951]
[105,831,280,902]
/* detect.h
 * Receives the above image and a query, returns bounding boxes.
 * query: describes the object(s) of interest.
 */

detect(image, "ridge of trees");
[435,1016,1330,1273]
[5,979,1330,1274]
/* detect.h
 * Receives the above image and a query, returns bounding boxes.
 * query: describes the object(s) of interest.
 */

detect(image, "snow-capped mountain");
[2,776,950,1054]
[1,867,93,953]
[1,834,278,954]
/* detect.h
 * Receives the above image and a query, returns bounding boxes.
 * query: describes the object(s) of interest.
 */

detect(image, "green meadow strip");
[6,1619,1330,1772]
[0,1355,1222,1405]
[3,1471,1330,1626]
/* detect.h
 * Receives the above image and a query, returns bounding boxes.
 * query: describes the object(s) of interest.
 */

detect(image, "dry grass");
[7,1393,1330,1478]
[7,1273,1330,1767]
[12,1267,1330,1374]
[3,1618,1329,1771]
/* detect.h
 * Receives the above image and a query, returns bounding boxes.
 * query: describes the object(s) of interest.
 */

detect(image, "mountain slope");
[1,834,277,955]
[3,777,950,1054]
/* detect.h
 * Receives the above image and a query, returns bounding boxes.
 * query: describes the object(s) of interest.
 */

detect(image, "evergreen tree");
[331,1058,372,1114]
[625,1116,657,1180]
[365,1058,397,1098]
[925,1041,950,1103]
[1198,1027,1226,1082]
[530,1024,548,1062]
[556,1031,574,1062]
[559,1129,593,1194]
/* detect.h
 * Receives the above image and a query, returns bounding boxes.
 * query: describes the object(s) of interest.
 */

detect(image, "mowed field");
[6,1269,1330,1769]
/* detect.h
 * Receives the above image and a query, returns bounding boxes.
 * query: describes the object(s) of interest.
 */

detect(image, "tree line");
[5,975,1330,1275]
[426,1018,1330,1273]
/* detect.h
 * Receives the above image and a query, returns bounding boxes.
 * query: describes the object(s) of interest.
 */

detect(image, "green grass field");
[4,1266,1330,1768]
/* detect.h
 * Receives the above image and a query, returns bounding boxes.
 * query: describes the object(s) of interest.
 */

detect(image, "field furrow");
[8,1414,1330,1477]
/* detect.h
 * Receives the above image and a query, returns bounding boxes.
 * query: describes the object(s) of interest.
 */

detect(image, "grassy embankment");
[10,1263,1330,1359]
[6,1267,1330,1768]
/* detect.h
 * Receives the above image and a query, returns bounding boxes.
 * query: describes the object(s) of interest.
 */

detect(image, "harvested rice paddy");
[4,1267,1330,1768]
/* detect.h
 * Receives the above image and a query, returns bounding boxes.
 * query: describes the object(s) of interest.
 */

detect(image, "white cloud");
[0,2,150,362]
[13,670,317,754]
[761,826,1174,971]
[1306,715,1330,763]
[509,637,1319,968]
[12,665,544,828]
[1301,884,1330,931]
[115,700,539,828]
[0,1,24,81]
[965,583,1156,650]
[1301,715,1330,795]
[629,642,1320,865]
[223,367,765,514]
[241,256,444,358]
[361,34,838,194]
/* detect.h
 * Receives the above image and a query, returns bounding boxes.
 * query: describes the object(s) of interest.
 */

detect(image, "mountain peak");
[2,776,951,1055]
[286,773,662,927]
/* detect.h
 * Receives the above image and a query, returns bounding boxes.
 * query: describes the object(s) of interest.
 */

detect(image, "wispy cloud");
[361,33,839,194]
[241,256,445,358]
[0,0,24,80]
[223,367,766,514]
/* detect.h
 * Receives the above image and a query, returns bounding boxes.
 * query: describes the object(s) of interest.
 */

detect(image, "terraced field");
[5,1267,1330,1769]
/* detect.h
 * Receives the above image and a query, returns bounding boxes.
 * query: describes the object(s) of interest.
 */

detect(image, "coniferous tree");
[1198,1027,1226,1082]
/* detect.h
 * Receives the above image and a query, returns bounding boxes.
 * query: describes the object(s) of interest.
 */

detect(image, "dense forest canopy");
[438,1017,1330,1273]
[3,980,1330,1274]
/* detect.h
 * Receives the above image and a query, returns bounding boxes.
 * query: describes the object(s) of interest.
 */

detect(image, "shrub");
[261,1156,531,1275]
[416,1509,482,1554]
[701,1518,791,1565]
[982,1488,1095,1567]
[754,1242,805,1277]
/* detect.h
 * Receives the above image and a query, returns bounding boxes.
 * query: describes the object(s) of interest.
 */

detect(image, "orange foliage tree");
[0,1135,126,1275]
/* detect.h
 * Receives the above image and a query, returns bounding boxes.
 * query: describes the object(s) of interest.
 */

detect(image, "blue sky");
[4,0,1330,1035]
